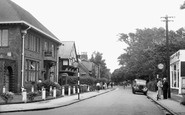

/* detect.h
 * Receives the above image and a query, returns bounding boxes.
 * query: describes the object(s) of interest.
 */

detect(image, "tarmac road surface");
[1,86,165,115]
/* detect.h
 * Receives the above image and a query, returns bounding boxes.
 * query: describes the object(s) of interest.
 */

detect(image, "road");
[2,86,165,115]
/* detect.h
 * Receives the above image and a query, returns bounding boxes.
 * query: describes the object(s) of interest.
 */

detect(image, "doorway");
[4,66,14,92]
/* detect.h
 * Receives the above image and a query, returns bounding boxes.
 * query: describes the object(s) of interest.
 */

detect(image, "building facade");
[58,41,78,85]
[0,0,61,93]
[170,50,185,94]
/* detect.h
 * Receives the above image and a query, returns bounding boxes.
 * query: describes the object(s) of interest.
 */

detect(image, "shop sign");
[170,51,180,63]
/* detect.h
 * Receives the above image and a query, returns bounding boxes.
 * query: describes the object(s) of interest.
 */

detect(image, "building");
[79,52,100,78]
[58,41,79,85]
[0,0,61,93]
[170,49,185,94]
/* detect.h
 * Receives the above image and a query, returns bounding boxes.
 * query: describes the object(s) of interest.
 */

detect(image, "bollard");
[68,86,71,96]
[3,86,5,93]
[31,86,34,92]
[73,86,76,94]
[42,87,46,100]
[62,86,65,96]
[53,87,56,98]
[22,89,27,103]
[77,86,80,94]
[50,86,52,96]
[87,85,90,92]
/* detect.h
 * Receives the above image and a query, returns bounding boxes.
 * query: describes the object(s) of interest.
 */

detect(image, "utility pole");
[161,15,174,98]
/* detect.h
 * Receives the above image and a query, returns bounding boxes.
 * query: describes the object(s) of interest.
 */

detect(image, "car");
[132,79,148,95]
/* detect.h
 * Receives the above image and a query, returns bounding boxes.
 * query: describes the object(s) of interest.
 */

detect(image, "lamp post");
[73,62,80,100]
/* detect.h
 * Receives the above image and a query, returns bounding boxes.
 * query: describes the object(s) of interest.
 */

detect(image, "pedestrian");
[96,82,100,92]
[162,78,168,99]
[103,83,107,89]
[110,82,113,88]
[157,78,163,100]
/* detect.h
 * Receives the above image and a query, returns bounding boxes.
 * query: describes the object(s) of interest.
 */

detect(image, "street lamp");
[73,62,80,100]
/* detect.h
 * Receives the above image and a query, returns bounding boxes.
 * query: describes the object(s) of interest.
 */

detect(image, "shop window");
[181,62,185,76]
[171,63,179,88]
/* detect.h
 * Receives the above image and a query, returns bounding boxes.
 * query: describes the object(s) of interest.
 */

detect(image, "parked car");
[132,79,148,95]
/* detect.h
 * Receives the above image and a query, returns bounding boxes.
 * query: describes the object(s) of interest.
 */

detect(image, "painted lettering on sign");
[170,51,180,62]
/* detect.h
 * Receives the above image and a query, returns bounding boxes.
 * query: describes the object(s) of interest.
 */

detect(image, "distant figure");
[103,83,107,89]
[162,78,168,99]
[96,82,100,92]
[123,81,127,89]
[110,82,113,88]
[157,78,163,100]
[107,82,110,88]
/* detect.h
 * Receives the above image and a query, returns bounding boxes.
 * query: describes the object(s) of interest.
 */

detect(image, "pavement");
[0,88,115,113]
[1,87,185,115]
[147,91,185,115]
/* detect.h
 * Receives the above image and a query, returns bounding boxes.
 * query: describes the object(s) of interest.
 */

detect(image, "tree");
[117,27,185,81]
[90,51,110,80]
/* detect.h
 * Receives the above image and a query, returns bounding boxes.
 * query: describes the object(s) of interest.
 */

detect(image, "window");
[25,33,40,52]
[25,60,39,82]
[0,29,8,46]
[63,60,68,65]
[51,44,55,57]
[171,62,179,88]
[44,42,49,51]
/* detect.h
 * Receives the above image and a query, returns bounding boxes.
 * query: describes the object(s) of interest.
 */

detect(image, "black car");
[132,79,148,95]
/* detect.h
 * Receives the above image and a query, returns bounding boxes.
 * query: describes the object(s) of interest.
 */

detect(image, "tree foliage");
[112,27,185,83]
[89,51,111,80]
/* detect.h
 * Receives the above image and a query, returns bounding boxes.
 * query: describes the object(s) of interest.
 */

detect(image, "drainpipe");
[56,46,59,83]
[21,26,31,91]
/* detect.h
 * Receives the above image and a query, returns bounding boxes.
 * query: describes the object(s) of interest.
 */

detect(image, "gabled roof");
[58,41,77,59]
[0,0,61,43]
[80,60,93,71]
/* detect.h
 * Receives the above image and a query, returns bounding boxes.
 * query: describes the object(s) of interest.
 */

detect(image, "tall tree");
[90,51,110,79]
[117,27,185,81]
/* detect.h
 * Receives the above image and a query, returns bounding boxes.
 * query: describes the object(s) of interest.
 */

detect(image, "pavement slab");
[147,91,185,115]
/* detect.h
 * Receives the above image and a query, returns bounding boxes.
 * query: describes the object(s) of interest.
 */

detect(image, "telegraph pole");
[161,15,174,98]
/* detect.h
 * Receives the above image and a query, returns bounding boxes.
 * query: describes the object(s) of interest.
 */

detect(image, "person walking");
[157,78,163,100]
[96,82,100,92]
[162,78,168,99]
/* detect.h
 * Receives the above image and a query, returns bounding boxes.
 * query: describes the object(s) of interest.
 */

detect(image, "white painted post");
[22,89,27,103]
[50,86,52,96]
[31,86,34,92]
[73,86,76,94]
[3,86,5,93]
[42,87,46,100]
[68,86,71,96]
[87,85,90,92]
[62,86,65,96]
[53,87,56,98]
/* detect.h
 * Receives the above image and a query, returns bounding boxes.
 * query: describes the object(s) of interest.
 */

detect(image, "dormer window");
[63,60,68,65]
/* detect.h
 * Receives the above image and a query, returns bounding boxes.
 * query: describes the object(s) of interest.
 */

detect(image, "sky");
[12,0,185,73]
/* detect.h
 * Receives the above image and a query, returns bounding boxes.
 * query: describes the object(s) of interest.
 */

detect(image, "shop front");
[170,50,185,94]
